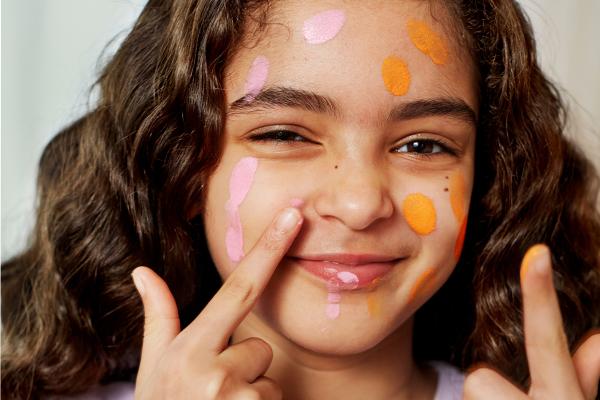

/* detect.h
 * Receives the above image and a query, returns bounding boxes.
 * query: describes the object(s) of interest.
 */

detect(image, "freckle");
[443,188,448,192]
[402,193,436,235]
[445,176,449,180]
[334,165,338,169]
[409,267,436,302]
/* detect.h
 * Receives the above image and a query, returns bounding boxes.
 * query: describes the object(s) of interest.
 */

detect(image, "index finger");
[185,207,302,353]
[520,244,581,396]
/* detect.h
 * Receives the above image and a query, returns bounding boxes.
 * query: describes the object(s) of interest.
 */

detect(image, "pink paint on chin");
[303,9,346,44]
[326,303,340,319]
[243,56,269,100]
[225,157,258,262]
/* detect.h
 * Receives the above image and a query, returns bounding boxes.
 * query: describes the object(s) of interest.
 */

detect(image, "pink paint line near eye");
[225,157,258,262]
[243,56,269,100]
[303,9,346,44]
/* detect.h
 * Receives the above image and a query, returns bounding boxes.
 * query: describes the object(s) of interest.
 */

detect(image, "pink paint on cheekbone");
[243,56,269,100]
[303,9,346,44]
[225,157,258,262]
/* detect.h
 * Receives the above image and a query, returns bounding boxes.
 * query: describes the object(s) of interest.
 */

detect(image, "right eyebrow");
[227,86,341,118]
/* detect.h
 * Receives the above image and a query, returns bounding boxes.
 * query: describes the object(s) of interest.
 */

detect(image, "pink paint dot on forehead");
[303,9,346,44]
[243,56,269,100]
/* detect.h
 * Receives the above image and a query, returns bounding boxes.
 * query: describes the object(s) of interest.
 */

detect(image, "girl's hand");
[131,207,303,399]
[464,244,600,400]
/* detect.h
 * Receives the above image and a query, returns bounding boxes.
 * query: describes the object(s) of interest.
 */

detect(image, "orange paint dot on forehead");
[402,193,436,235]
[407,19,449,65]
[449,172,466,223]
[381,56,411,96]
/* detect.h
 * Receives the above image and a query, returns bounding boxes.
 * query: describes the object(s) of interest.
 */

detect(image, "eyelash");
[248,129,457,157]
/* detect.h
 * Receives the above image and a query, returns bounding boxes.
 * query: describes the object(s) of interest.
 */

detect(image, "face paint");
[449,172,466,223]
[303,9,346,44]
[324,270,359,320]
[381,56,411,96]
[454,217,467,261]
[244,56,269,100]
[520,244,547,282]
[225,157,258,262]
[402,193,436,235]
[406,19,448,65]
[408,267,436,302]
[290,198,305,208]
[367,277,382,317]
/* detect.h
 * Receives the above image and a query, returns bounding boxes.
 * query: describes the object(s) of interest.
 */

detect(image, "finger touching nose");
[313,168,394,230]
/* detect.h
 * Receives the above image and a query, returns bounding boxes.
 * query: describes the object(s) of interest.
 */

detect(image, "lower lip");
[292,258,396,290]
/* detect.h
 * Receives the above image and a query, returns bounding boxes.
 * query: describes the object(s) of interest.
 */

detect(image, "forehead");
[225,0,478,117]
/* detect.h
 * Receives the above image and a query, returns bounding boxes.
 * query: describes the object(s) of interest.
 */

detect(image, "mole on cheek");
[402,193,437,235]
[381,56,411,96]
[406,19,449,65]
[225,157,258,262]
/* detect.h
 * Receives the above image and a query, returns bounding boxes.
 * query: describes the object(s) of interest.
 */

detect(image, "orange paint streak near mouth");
[407,19,449,65]
[409,267,436,302]
[367,277,382,317]
[402,193,437,235]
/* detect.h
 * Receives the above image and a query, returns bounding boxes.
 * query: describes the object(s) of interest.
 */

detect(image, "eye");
[248,130,310,143]
[393,139,455,156]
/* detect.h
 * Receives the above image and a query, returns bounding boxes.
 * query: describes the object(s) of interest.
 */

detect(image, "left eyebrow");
[228,86,477,125]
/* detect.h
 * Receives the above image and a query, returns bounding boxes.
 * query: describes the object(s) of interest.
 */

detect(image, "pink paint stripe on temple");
[243,56,269,100]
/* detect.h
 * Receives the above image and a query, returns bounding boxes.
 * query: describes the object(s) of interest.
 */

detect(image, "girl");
[2,0,599,399]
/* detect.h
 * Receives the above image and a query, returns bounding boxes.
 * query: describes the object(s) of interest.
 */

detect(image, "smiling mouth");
[288,254,403,290]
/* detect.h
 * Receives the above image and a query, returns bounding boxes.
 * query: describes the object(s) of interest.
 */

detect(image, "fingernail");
[275,207,301,233]
[520,244,549,282]
[131,269,146,297]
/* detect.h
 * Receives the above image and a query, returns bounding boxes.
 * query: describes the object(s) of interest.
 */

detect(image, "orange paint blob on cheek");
[454,217,467,261]
[449,172,466,223]
[409,267,436,302]
[407,19,449,65]
[402,193,437,235]
[381,56,411,96]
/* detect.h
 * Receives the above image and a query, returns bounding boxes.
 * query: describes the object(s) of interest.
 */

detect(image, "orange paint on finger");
[449,172,466,223]
[381,56,411,96]
[454,216,467,261]
[409,267,436,302]
[407,19,449,65]
[520,244,548,282]
[402,193,436,235]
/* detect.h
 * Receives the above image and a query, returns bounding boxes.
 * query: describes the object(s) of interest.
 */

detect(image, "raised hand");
[464,244,600,399]
[131,207,303,399]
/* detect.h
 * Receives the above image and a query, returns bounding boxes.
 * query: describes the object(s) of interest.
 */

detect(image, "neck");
[232,314,437,400]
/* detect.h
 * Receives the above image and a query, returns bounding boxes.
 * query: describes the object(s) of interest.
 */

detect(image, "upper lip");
[290,253,401,265]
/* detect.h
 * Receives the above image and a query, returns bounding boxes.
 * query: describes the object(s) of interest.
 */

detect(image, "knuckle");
[250,338,273,360]
[222,275,255,305]
[262,228,285,252]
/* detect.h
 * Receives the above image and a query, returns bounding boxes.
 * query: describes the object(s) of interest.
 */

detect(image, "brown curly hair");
[2,0,599,398]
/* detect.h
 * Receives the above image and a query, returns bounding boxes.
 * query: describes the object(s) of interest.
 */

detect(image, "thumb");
[572,331,600,400]
[132,266,181,383]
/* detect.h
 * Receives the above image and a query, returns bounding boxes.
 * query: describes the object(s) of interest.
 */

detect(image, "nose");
[313,163,394,231]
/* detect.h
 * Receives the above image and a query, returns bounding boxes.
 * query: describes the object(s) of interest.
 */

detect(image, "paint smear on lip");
[407,19,449,65]
[408,267,436,302]
[324,271,359,320]
[381,56,411,96]
[303,9,346,44]
[402,193,436,235]
[243,56,269,101]
[225,157,258,262]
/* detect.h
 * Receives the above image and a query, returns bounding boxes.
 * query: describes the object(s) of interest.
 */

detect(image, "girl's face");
[204,0,477,354]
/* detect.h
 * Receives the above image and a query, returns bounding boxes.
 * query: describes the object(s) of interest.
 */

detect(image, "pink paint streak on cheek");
[243,56,269,100]
[225,157,258,262]
[303,9,346,44]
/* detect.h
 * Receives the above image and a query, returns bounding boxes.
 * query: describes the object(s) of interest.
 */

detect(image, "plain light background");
[2,1,599,262]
